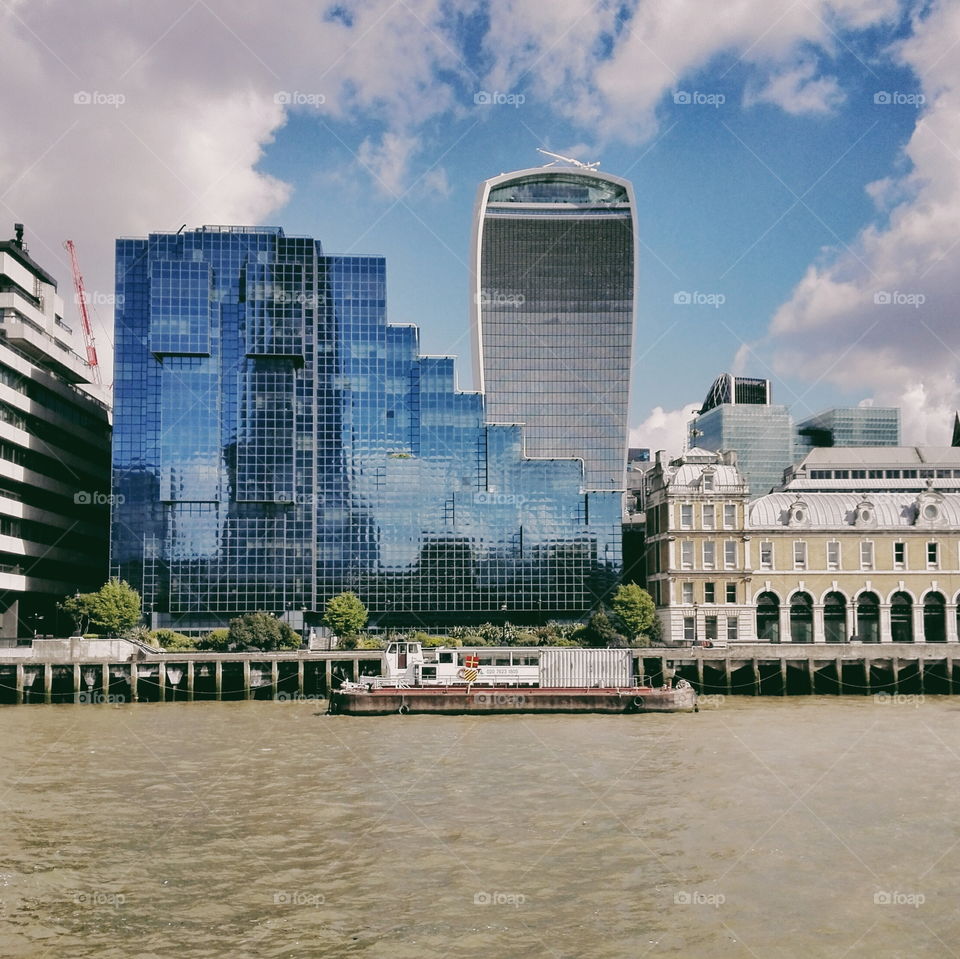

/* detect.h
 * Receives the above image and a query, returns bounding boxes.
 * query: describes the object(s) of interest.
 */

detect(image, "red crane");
[63,239,102,386]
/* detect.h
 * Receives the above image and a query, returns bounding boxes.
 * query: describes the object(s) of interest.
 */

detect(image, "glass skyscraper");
[795,407,900,453]
[110,227,622,631]
[470,164,636,490]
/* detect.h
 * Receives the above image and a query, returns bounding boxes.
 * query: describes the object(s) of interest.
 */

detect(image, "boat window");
[386,643,396,654]
[438,652,454,664]
[495,658,510,666]
[479,658,493,666]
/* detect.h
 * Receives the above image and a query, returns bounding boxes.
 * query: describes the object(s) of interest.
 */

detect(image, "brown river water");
[1,696,958,958]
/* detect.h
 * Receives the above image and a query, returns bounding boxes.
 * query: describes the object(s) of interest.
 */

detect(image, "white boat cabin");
[381,642,540,687]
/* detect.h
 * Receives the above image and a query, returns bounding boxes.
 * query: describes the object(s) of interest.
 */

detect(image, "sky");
[2,0,957,458]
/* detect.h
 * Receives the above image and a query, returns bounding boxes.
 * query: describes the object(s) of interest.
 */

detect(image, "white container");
[538,648,633,688]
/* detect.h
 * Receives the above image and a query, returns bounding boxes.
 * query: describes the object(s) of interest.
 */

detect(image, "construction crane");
[63,239,102,386]
[536,148,600,170]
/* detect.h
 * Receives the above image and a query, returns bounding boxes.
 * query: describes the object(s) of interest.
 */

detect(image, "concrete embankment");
[0,642,957,703]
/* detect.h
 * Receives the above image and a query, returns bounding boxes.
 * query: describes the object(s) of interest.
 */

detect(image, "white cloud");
[631,403,699,460]
[744,58,846,115]
[764,0,960,445]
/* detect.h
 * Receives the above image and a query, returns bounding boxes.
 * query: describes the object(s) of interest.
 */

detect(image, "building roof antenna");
[536,148,600,171]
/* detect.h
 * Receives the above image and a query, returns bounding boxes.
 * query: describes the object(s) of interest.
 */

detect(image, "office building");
[110,226,623,632]
[644,445,960,644]
[692,375,794,496]
[0,225,111,638]
[795,407,900,454]
[470,160,636,490]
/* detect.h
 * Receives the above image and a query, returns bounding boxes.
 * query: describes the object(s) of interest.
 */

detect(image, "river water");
[1,697,958,958]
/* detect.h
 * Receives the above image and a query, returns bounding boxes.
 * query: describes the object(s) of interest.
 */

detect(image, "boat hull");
[328,685,697,715]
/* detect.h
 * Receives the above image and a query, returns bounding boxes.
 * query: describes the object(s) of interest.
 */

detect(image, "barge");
[328,642,698,715]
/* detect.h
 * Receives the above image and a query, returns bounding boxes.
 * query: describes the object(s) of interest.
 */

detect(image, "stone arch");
[789,591,814,644]
[823,590,847,645]
[923,591,946,643]
[890,590,913,643]
[755,591,780,644]
[855,591,881,644]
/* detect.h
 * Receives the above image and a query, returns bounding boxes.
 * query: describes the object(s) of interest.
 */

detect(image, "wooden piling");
[271,661,279,700]
[780,658,787,695]
[43,662,52,704]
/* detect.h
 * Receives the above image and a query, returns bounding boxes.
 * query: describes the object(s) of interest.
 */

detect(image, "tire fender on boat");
[398,703,410,715]
[631,696,645,711]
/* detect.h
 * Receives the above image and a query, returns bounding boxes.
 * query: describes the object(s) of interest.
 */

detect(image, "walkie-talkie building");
[110,226,622,632]
[470,162,637,490]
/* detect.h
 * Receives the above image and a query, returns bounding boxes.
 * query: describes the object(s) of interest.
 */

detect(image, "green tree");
[573,610,628,648]
[227,612,301,651]
[323,592,368,639]
[61,579,141,636]
[154,629,198,651]
[198,628,230,652]
[611,584,657,640]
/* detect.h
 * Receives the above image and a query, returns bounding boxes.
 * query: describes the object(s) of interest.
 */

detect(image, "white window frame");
[726,615,738,641]
[927,541,939,570]
[723,503,736,529]
[702,504,715,529]
[724,540,737,570]
[681,582,694,604]
[680,540,693,570]
[760,541,773,569]
[860,540,874,571]
[683,617,695,642]
[793,540,807,570]
[702,541,716,570]
[725,582,737,604]
[827,540,840,571]
[679,504,693,529]
[704,582,716,604]
[893,542,906,570]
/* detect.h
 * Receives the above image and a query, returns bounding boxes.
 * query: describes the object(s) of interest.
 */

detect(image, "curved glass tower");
[470,165,637,490]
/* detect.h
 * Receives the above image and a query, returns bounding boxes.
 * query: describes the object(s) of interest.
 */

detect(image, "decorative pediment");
[914,488,945,527]
[785,498,809,526]
[852,500,877,528]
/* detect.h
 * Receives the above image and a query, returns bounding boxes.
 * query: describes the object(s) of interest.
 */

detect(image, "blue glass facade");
[111,227,622,629]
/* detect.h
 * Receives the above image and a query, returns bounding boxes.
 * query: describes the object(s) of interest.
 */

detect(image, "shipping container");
[538,648,633,688]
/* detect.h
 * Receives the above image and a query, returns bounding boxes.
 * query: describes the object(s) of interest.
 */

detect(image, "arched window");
[923,592,946,643]
[890,591,913,643]
[756,591,780,643]
[789,592,813,644]
[823,591,847,644]
[856,592,880,644]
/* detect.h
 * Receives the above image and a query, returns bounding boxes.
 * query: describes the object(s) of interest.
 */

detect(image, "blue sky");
[2,0,956,451]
